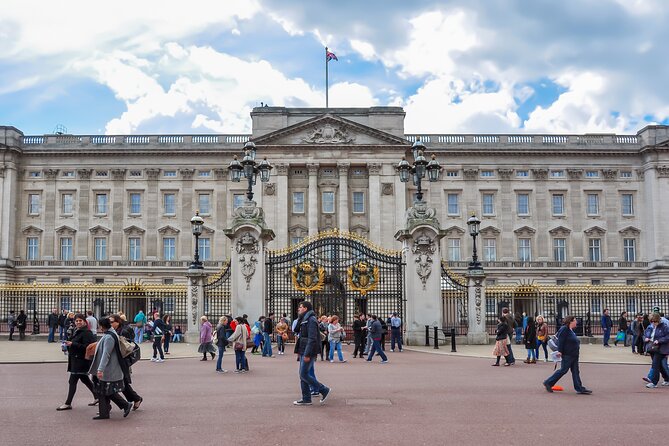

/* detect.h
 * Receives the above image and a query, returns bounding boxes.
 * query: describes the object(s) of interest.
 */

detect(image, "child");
[172,325,183,343]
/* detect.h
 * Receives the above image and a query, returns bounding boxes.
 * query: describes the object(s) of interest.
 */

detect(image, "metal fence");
[443,284,669,336]
[0,283,187,334]
[203,261,232,323]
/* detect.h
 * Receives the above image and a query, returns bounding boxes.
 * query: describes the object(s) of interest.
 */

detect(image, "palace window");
[620,171,632,178]
[621,194,634,216]
[516,170,529,178]
[26,237,39,260]
[448,238,461,261]
[28,194,41,215]
[322,192,335,213]
[129,237,141,261]
[60,237,73,261]
[588,238,601,262]
[447,193,459,215]
[482,193,494,215]
[129,193,141,214]
[163,193,176,215]
[292,192,304,214]
[586,194,599,215]
[552,194,564,215]
[551,170,565,178]
[95,193,108,214]
[585,170,599,178]
[446,171,459,177]
[518,238,531,262]
[553,238,566,262]
[163,170,177,177]
[61,193,74,215]
[233,194,245,210]
[163,237,176,261]
[94,237,107,261]
[623,238,636,262]
[517,193,529,215]
[483,238,496,261]
[198,193,211,215]
[352,191,365,214]
[198,238,211,262]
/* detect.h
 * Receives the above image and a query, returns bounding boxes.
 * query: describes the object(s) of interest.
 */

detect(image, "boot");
[530,359,536,364]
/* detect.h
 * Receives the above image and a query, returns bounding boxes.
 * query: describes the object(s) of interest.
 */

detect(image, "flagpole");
[325,46,329,108]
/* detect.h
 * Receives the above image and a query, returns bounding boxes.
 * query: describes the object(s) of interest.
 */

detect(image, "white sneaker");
[157,358,165,363]
[646,383,657,388]
[151,357,157,362]
[661,381,669,386]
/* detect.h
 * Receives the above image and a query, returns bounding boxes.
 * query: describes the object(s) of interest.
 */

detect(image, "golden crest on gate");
[291,261,325,295]
[347,261,379,296]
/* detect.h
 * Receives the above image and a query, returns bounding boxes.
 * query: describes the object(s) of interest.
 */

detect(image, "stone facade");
[1,108,668,285]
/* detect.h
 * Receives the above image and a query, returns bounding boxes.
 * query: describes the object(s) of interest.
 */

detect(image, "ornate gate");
[266,230,405,329]
[203,261,232,321]
[441,261,469,334]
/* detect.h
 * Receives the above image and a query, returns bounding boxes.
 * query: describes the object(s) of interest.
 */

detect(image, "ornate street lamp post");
[190,211,204,270]
[228,141,273,201]
[467,213,482,271]
[397,140,442,202]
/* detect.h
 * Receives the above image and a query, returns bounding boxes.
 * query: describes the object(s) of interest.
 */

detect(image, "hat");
[652,306,661,313]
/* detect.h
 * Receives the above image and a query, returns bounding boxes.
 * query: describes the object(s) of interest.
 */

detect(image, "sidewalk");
[0,340,202,364]
[0,338,651,365]
[404,342,651,365]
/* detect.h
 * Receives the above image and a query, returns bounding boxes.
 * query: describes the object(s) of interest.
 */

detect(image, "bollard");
[433,326,439,349]
[425,325,430,347]
[450,328,457,352]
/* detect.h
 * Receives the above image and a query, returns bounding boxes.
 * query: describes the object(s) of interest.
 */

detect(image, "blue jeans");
[277,334,285,352]
[299,355,326,402]
[262,333,273,356]
[216,345,225,370]
[506,337,516,363]
[59,326,65,341]
[536,339,548,360]
[526,348,537,360]
[367,339,388,361]
[134,326,144,343]
[48,326,56,342]
[329,340,344,361]
[390,328,402,351]
[515,327,522,343]
[602,328,611,346]
[544,354,585,392]
[649,353,669,385]
[234,349,247,370]
[172,333,182,343]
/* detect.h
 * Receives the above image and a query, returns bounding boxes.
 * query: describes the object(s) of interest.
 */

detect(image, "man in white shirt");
[86,311,98,336]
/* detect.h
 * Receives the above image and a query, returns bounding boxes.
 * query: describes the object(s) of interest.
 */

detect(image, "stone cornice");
[497,168,513,179]
[179,168,195,180]
[111,168,126,181]
[76,169,92,180]
[531,168,548,180]
[42,168,59,180]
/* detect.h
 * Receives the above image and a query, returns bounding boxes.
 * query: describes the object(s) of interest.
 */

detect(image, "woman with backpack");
[492,316,511,366]
[542,316,592,394]
[56,313,97,411]
[523,316,537,364]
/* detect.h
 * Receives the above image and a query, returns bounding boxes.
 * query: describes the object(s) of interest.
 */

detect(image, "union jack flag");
[326,50,338,62]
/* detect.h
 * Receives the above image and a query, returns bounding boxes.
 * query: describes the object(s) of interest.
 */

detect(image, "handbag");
[118,336,135,358]
[647,343,661,354]
[234,341,244,351]
[281,332,288,341]
[85,342,98,360]
[616,331,626,342]
[125,343,141,366]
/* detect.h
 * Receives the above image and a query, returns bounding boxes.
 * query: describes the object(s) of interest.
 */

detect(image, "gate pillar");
[395,201,446,346]
[466,270,489,345]
[224,200,275,320]
[186,269,206,343]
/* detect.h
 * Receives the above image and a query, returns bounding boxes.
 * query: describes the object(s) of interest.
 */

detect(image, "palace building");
[1,106,668,287]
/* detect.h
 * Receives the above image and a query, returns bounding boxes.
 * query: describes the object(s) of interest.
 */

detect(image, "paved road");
[0,345,665,445]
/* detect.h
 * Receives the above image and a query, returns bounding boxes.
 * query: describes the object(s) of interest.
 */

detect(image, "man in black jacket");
[47,308,59,343]
[262,313,274,357]
[58,309,68,341]
[294,301,331,406]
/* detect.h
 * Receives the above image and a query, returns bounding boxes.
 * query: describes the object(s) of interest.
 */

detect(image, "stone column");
[42,169,59,259]
[224,200,275,320]
[368,163,382,244]
[145,168,161,259]
[185,269,206,343]
[395,201,446,345]
[179,168,195,260]
[307,163,319,236]
[275,163,289,248]
[110,169,126,259]
[76,169,92,259]
[337,162,350,232]
[466,269,489,344]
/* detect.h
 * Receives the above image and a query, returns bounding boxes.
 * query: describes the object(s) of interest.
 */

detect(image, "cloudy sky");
[1,0,668,136]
